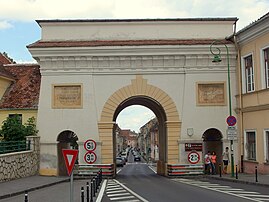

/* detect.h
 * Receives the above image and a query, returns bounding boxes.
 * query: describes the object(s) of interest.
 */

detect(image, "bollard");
[235,165,238,179]
[96,174,99,189]
[255,166,258,182]
[219,164,222,177]
[90,180,94,202]
[81,187,85,202]
[86,182,90,202]
[93,178,96,197]
[100,168,103,182]
[24,191,28,202]
[95,176,98,191]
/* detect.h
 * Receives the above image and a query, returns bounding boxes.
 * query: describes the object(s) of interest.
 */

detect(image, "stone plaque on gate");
[52,84,83,108]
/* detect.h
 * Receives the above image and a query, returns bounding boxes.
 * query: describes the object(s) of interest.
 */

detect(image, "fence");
[167,164,204,176]
[0,140,30,154]
[0,136,40,182]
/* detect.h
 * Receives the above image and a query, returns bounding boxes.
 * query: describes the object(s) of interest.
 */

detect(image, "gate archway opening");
[98,75,181,176]
[57,130,78,176]
[202,128,223,174]
[114,98,166,175]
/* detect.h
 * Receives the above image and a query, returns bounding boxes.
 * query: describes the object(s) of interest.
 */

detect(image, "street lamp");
[210,40,235,177]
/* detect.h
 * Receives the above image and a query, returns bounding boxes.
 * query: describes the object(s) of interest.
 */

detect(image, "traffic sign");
[188,151,200,164]
[62,149,78,176]
[227,126,237,140]
[226,115,237,126]
[84,151,97,164]
[84,139,97,151]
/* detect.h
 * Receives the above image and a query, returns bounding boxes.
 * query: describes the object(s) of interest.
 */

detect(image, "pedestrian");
[222,147,229,174]
[204,151,212,174]
[211,151,217,175]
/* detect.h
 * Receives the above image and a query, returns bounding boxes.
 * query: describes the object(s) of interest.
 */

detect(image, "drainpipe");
[233,20,244,173]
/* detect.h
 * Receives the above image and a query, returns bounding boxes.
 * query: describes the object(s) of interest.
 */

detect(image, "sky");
[0,0,268,132]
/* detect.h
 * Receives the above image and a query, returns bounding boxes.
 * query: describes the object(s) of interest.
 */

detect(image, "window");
[244,55,255,92]
[8,114,22,124]
[246,131,256,161]
[264,48,269,88]
[265,131,269,163]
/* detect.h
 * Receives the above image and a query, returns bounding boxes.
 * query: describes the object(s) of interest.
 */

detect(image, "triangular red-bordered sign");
[62,149,78,176]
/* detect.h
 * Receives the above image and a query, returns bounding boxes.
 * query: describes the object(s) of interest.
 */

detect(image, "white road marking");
[148,165,157,174]
[110,196,136,201]
[114,179,149,202]
[173,178,265,202]
[107,192,130,197]
[96,179,107,202]
[106,189,127,194]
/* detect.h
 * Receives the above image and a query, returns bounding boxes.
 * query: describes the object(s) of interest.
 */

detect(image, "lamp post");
[210,40,235,177]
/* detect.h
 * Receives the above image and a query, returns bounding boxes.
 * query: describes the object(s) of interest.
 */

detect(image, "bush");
[0,115,38,141]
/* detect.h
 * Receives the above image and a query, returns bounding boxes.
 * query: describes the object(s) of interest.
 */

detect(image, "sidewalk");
[0,175,69,199]
[204,173,269,187]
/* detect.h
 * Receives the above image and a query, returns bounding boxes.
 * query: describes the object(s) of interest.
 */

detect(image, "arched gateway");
[28,18,238,176]
[99,75,181,175]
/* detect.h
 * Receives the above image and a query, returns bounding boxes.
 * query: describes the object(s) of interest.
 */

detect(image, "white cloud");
[0,20,13,30]
[0,0,268,30]
[116,105,155,132]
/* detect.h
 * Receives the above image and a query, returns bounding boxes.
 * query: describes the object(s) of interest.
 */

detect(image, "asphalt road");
[102,154,269,202]
[2,153,268,202]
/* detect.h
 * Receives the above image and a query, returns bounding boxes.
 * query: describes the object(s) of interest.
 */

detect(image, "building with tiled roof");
[0,62,41,126]
[0,53,13,65]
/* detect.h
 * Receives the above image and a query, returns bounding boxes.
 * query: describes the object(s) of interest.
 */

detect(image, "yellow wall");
[240,32,269,91]
[239,30,269,167]
[0,110,38,126]
[0,78,12,99]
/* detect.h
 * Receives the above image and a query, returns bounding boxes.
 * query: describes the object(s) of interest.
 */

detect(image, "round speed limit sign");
[84,151,97,164]
[188,151,200,164]
[84,139,96,151]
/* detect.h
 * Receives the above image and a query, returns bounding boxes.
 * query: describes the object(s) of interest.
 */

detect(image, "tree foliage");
[0,115,38,141]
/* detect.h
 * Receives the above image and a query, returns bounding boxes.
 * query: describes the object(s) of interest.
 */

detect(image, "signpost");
[84,139,97,164]
[188,151,200,164]
[227,126,237,140]
[226,115,237,126]
[62,149,78,202]
[84,151,97,164]
[84,139,97,151]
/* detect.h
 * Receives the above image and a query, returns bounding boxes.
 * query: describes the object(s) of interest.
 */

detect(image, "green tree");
[0,115,38,141]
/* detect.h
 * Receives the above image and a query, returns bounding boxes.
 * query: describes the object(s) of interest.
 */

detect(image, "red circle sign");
[84,139,96,151]
[188,151,200,164]
[84,151,97,164]
[226,116,237,126]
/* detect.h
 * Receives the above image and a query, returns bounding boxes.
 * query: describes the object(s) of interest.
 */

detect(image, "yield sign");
[62,149,78,176]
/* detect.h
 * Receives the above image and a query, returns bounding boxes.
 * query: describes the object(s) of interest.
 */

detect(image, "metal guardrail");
[167,164,204,176]
[74,164,114,177]
[0,140,30,154]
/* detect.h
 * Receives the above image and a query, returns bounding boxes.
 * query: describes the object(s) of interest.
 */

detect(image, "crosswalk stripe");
[110,196,135,201]
[240,194,269,198]
[106,187,123,191]
[106,190,127,194]
[107,192,130,197]
[172,178,265,202]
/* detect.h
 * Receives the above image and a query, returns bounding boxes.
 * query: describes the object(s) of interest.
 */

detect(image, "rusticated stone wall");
[0,136,40,182]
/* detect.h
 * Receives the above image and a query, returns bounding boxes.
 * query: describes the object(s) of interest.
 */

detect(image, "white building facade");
[28,18,238,176]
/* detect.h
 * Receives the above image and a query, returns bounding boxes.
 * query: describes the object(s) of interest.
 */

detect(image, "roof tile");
[0,64,41,109]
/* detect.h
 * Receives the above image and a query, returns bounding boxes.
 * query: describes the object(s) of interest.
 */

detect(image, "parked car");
[134,155,141,161]
[116,157,125,167]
